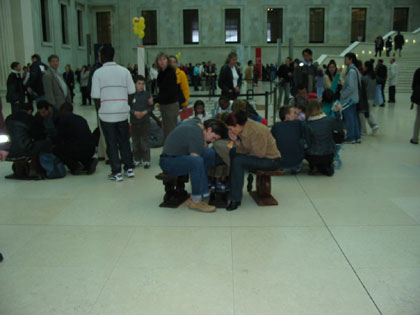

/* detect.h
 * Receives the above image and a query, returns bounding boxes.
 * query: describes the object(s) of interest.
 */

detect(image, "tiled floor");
[0,87,419,315]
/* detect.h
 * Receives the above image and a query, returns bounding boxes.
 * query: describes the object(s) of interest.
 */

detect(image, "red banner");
[255,48,262,80]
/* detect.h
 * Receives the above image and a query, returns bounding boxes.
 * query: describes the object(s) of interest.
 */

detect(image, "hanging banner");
[255,47,262,80]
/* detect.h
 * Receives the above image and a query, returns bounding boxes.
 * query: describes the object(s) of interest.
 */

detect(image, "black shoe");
[380,104,385,107]
[87,158,98,175]
[410,139,419,145]
[226,201,241,211]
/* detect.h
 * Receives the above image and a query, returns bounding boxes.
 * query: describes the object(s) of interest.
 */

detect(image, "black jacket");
[218,64,242,92]
[57,113,95,154]
[6,72,25,104]
[305,113,343,156]
[5,111,36,158]
[157,67,178,105]
[376,64,388,85]
[63,70,75,90]
[294,63,317,93]
[394,34,405,48]
[27,60,46,96]
[277,64,293,83]
[271,120,305,168]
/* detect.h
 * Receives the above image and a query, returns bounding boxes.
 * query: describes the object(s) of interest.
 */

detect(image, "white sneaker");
[372,125,379,135]
[108,173,123,182]
[134,160,142,167]
[124,168,135,178]
[143,161,150,169]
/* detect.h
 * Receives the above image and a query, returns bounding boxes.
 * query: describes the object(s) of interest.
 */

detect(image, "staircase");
[317,30,420,93]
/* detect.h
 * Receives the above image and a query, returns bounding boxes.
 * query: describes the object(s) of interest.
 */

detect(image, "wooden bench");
[155,173,190,208]
[247,170,285,206]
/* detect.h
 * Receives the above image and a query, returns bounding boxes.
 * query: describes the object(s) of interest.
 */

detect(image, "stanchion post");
[265,91,269,121]
[273,87,277,124]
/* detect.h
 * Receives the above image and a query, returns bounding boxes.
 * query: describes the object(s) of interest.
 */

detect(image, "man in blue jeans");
[91,45,136,181]
[159,119,227,213]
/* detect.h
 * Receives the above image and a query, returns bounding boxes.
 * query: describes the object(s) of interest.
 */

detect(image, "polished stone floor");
[0,88,419,315]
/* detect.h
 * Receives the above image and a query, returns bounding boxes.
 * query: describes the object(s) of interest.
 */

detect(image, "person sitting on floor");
[53,103,98,175]
[305,99,343,176]
[225,110,281,211]
[159,119,227,213]
[271,106,305,174]
[192,100,212,123]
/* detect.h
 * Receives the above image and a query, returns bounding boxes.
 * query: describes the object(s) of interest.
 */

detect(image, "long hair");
[306,99,323,118]
[155,52,172,71]
[326,60,337,82]
[225,51,237,65]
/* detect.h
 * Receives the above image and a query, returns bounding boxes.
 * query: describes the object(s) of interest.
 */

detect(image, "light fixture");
[362,50,365,54]
[0,135,9,144]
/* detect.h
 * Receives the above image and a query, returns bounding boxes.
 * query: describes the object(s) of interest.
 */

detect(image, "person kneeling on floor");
[305,99,344,176]
[159,119,227,213]
[53,103,98,175]
[271,106,305,174]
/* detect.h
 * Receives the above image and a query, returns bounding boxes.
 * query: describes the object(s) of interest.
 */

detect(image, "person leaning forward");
[159,119,227,213]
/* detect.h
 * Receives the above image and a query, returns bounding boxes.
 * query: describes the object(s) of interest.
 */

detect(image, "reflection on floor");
[0,89,419,315]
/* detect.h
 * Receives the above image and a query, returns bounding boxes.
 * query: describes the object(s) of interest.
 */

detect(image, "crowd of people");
[1,43,419,213]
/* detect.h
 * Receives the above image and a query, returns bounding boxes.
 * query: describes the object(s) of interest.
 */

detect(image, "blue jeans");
[100,120,134,174]
[229,148,281,201]
[342,104,360,141]
[159,148,216,197]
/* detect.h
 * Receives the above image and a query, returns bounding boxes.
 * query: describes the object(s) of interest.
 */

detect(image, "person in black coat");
[63,64,75,102]
[410,68,420,144]
[6,62,25,114]
[394,31,405,57]
[218,52,242,100]
[375,59,387,107]
[155,52,179,139]
[53,103,98,174]
[26,54,46,102]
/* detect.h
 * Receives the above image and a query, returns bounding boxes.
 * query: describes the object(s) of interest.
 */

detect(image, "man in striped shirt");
[91,45,136,181]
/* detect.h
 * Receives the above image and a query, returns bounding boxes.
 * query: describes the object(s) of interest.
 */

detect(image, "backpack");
[148,117,164,148]
[39,152,66,179]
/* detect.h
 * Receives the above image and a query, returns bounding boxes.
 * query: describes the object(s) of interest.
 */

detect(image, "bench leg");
[250,174,278,206]
[160,178,190,208]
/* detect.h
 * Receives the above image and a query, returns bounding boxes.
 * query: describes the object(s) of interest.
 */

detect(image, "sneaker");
[134,160,142,167]
[87,158,98,175]
[143,161,150,169]
[124,168,135,178]
[108,173,123,182]
[188,200,216,213]
[356,138,362,143]
[371,125,379,135]
[410,139,419,145]
[344,139,356,144]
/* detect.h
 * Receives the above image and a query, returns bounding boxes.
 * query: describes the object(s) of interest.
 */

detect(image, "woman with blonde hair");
[218,51,242,100]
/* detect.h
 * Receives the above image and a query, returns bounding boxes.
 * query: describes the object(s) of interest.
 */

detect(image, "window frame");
[309,7,325,44]
[183,9,200,45]
[141,10,158,46]
[40,0,51,43]
[60,2,69,45]
[350,7,367,43]
[225,8,241,44]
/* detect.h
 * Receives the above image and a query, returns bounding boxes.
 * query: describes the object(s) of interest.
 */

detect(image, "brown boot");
[188,200,216,213]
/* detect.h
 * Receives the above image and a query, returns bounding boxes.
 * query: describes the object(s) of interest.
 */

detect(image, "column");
[0,0,16,93]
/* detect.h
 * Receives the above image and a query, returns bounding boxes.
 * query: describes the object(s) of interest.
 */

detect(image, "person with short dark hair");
[393,31,405,57]
[42,55,72,109]
[51,103,98,175]
[26,54,46,102]
[271,106,304,173]
[6,62,25,114]
[131,75,154,168]
[244,60,254,90]
[360,61,379,135]
[91,44,136,181]
[294,48,317,93]
[225,111,281,211]
[374,36,384,57]
[375,59,387,107]
[277,57,293,105]
[159,119,227,213]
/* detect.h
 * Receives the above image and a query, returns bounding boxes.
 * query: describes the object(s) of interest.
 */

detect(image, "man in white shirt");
[91,45,136,181]
[388,58,399,104]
